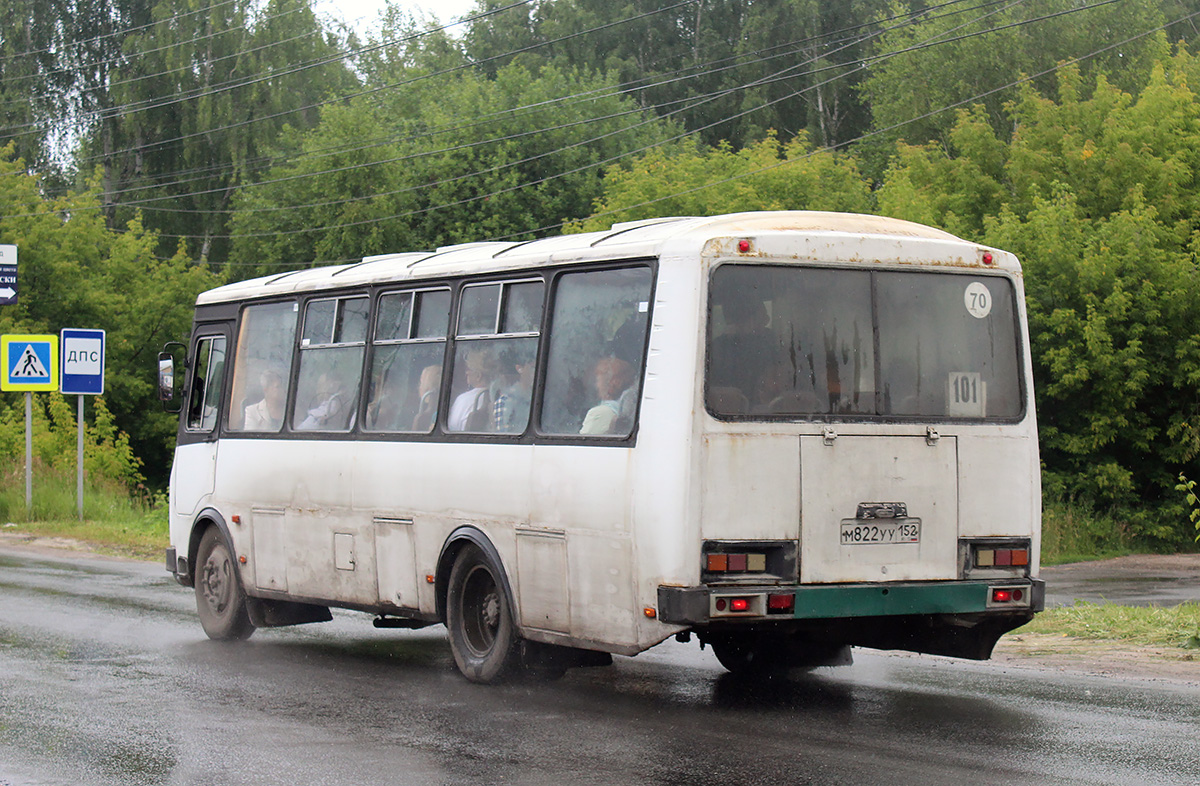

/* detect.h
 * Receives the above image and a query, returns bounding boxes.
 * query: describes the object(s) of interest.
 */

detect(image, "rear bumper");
[658,578,1045,625]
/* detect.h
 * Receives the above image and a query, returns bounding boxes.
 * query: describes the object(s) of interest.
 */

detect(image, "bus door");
[799,432,959,584]
[172,328,230,526]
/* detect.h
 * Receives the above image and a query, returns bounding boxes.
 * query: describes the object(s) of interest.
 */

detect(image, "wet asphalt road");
[1,546,1197,786]
[1041,555,1200,608]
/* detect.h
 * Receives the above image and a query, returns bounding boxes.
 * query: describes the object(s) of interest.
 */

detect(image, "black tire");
[711,636,787,677]
[194,526,255,641]
[446,544,519,683]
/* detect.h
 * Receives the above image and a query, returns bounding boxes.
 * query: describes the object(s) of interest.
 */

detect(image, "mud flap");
[245,597,333,627]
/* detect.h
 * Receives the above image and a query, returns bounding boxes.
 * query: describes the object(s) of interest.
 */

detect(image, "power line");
[31,0,687,165]
[7,0,993,196]
[0,1,539,139]
[0,3,324,114]
[510,7,1200,241]
[0,0,243,63]
[0,0,1146,251]
[127,0,1043,241]
[26,0,1005,207]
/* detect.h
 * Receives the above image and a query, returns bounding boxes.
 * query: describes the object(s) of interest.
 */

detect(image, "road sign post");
[2,334,59,513]
[61,329,106,519]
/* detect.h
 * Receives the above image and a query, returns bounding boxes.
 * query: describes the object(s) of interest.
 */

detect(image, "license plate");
[840,518,921,545]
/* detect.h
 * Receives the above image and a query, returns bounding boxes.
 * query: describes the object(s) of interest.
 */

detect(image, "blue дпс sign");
[60,328,106,395]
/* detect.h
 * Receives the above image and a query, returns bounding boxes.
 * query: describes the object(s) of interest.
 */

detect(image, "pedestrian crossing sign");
[1,334,59,392]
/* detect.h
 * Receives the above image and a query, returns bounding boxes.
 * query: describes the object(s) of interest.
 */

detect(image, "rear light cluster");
[975,547,1029,568]
[701,541,798,584]
[706,552,767,573]
[991,588,1024,603]
[711,592,795,617]
[987,585,1029,608]
[961,539,1033,579]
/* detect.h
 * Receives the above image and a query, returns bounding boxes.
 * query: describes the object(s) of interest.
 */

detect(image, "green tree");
[0,145,218,485]
[859,0,1172,154]
[229,62,679,274]
[461,0,890,150]
[572,130,872,231]
[876,60,1200,545]
[74,0,359,265]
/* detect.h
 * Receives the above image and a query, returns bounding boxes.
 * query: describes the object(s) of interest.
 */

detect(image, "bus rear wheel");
[710,633,852,677]
[711,636,788,677]
[195,527,255,641]
[446,544,519,683]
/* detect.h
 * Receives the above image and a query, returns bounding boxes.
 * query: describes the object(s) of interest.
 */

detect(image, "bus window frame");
[703,262,1028,425]
[209,258,658,447]
[443,276,546,437]
[184,332,229,437]
[176,316,236,447]
[532,261,657,444]
[363,285,454,436]
[291,293,370,433]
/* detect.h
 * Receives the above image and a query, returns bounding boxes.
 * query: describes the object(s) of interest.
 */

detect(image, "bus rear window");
[707,266,1022,420]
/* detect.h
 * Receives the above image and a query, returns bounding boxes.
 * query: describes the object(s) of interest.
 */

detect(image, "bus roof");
[197,211,999,305]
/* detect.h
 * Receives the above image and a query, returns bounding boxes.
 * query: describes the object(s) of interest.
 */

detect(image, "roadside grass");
[1040,499,1133,565]
[1018,602,1200,650]
[0,473,167,560]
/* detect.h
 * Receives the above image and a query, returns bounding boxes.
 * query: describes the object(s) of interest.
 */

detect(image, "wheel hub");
[201,556,231,614]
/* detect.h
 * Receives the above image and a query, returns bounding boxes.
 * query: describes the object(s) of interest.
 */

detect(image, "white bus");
[159,211,1043,682]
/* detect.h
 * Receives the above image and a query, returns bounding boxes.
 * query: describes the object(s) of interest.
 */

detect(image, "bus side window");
[540,267,653,438]
[186,336,226,432]
[228,302,299,433]
[365,288,451,434]
[446,280,543,435]
[292,296,368,432]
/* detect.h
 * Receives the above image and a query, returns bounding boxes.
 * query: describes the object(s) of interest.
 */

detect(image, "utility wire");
[0,0,538,138]
[131,0,1043,239]
[26,0,1012,208]
[22,0,690,164]
[506,7,1200,241]
[8,0,994,193]
[0,0,243,62]
[87,0,1005,201]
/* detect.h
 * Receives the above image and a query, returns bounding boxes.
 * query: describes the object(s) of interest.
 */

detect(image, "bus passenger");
[411,364,442,431]
[709,295,774,401]
[493,350,535,433]
[448,350,496,432]
[297,372,349,430]
[366,369,408,431]
[580,357,633,435]
[243,369,286,431]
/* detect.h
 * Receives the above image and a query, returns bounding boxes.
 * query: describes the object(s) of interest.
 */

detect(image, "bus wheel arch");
[193,519,256,641]
[186,508,235,587]
[439,530,521,683]
[435,528,519,625]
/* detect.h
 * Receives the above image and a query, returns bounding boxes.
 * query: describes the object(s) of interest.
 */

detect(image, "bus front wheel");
[446,544,519,683]
[195,527,255,641]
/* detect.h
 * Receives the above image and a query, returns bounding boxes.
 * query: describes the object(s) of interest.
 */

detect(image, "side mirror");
[157,354,175,400]
[158,342,186,413]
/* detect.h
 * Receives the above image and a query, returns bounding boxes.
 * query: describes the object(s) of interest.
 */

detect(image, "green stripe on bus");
[793,582,991,619]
